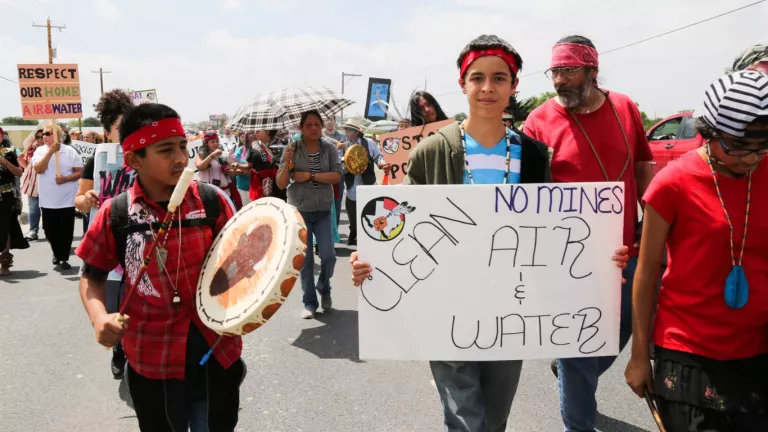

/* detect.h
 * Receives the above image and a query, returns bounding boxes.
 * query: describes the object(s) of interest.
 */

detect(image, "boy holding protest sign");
[350,34,550,431]
[350,35,631,431]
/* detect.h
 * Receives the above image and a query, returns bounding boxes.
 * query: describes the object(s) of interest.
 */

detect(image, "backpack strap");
[110,191,132,270]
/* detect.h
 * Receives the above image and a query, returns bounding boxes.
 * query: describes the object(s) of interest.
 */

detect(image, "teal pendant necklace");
[706,142,752,309]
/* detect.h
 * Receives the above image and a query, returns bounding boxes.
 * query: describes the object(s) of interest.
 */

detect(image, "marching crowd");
[0,33,766,432]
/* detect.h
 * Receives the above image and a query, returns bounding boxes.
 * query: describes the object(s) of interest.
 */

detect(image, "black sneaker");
[25,232,38,241]
[111,349,126,379]
[58,261,72,270]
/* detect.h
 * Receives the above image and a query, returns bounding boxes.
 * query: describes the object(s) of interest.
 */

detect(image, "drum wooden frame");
[196,198,307,336]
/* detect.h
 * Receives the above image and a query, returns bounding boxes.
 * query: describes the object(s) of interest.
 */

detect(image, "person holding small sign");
[31,123,83,271]
[523,35,654,432]
[351,34,632,432]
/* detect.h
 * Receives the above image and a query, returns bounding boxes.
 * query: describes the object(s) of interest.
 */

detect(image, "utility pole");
[341,72,362,123]
[32,18,66,64]
[91,68,112,95]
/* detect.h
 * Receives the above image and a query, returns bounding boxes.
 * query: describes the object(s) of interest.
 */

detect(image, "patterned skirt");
[653,346,768,431]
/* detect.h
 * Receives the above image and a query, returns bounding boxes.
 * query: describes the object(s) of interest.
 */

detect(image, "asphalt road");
[0,203,656,432]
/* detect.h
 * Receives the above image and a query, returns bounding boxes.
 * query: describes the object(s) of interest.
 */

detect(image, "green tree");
[1,116,37,126]
[528,92,557,110]
[67,117,101,127]
[454,112,467,122]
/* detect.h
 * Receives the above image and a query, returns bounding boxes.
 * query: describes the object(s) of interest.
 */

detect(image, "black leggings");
[42,207,76,262]
[345,198,357,241]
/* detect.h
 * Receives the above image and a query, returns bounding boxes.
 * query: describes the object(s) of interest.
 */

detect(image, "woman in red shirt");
[626,71,768,431]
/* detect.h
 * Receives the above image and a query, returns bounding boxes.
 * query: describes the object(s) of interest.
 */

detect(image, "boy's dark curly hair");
[95,89,134,132]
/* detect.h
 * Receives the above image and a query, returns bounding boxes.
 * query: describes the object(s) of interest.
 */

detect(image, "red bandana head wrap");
[122,117,186,153]
[204,132,219,142]
[550,43,599,68]
[459,48,519,79]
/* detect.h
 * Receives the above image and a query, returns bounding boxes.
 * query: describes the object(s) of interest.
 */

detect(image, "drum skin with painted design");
[196,198,307,336]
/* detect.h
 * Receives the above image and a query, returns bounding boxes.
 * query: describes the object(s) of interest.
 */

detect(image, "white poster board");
[356,183,625,361]
[70,140,97,166]
[130,89,158,105]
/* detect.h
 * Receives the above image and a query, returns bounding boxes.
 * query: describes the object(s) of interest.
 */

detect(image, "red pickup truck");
[646,111,704,174]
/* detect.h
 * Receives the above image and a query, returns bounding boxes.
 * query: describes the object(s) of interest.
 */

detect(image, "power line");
[0,74,17,85]
[437,0,766,97]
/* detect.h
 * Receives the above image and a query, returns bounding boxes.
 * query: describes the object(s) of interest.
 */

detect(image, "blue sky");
[0,0,765,123]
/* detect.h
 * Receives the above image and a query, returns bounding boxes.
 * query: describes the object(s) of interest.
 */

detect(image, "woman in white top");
[30,123,83,270]
[195,132,231,193]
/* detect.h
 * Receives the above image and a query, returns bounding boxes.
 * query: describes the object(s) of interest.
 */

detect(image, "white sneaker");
[301,308,316,319]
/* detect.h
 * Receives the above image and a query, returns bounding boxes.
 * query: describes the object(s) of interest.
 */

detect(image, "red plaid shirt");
[76,180,242,380]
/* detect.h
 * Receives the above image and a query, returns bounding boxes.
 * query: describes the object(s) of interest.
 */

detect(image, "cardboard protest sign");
[356,183,625,361]
[130,89,157,105]
[17,64,83,120]
[378,119,453,184]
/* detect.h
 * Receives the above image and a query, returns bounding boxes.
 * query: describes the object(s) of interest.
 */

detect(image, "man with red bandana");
[77,103,244,431]
[524,35,654,432]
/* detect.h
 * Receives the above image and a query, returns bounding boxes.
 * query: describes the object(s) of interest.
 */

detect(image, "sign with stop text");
[377,119,453,184]
[130,89,158,105]
[17,64,83,120]
[356,182,625,361]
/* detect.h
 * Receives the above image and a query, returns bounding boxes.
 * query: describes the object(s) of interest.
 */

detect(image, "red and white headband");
[550,43,599,69]
[459,48,520,79]
[122,118,186,153]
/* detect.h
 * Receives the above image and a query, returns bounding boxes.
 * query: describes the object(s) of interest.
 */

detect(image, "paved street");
[0,205,656,432]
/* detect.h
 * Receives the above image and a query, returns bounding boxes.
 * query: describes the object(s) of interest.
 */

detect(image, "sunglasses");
[35,135,43,140]
[718,137,768,156]
[42,132,54,137]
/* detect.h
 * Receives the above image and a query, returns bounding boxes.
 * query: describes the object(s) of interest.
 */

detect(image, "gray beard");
[559,84,590,109]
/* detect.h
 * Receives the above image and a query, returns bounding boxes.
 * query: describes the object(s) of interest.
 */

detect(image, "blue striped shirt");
[462,128,522,185]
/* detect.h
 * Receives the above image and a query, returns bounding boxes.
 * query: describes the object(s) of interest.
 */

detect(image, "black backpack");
[110,181,221,269]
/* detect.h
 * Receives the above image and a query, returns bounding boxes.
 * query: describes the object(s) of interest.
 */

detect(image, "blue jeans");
[557,256,638,432]
[430,360,523,432]
[27,196,40,233]
[299,211,336,310]
[334,181,345,226]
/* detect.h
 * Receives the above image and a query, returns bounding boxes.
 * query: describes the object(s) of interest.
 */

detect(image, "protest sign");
[130,89,157,105]
[356,182,625,361]
[377,119,453,184]
[70,140,98,166]
[17,64,83,120]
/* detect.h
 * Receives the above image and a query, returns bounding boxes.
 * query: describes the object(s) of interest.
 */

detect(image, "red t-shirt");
[524,91,653,256]
[644,151,768,360]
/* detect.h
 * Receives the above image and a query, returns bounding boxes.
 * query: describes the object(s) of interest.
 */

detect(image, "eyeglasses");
[544,67,583,79]
[42,132,53,137]
[717,137,768,156]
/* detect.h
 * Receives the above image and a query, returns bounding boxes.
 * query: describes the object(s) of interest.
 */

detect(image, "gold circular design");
[344,144,369,175]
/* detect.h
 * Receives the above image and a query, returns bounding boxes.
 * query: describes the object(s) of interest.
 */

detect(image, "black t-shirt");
[82,155,95,181]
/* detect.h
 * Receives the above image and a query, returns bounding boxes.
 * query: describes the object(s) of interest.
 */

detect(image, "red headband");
[204,132,219,142]
[459,48,519,79]
[550,43,599,68]
[122,118,186,153]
